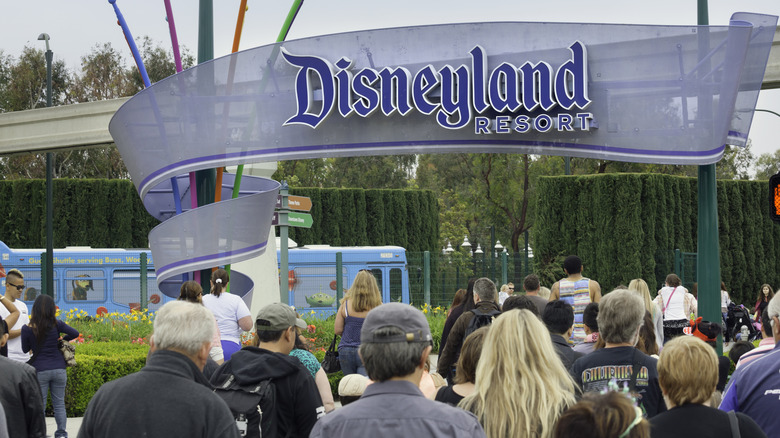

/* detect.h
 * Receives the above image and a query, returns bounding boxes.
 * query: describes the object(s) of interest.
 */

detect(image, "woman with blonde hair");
[649,336,765,437]
[334,270,382,375]
[460,309,577,438]
[629,278,663,348]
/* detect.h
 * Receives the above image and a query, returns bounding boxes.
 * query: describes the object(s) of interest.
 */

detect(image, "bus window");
[292,266,347,310]
[113,270,167,311]
[366,269,383,294]
[16,269,58,303]
[389,268,403,303]
[65,269,105,302]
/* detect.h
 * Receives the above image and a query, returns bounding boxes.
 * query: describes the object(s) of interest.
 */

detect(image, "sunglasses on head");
[7,282,24,291]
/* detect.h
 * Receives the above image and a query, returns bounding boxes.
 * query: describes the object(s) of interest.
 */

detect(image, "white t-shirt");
[0,298,31,362]
[202,293,251,345]
[656,286,687,321]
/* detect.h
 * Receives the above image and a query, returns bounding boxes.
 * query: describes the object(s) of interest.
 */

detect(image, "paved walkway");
[46,416,82,437]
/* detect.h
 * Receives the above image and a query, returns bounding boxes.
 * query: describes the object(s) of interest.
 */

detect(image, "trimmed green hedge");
[287,188,439,252]
[533,174,780,306]
[60,342,149,416]
[0,181,440,253]
[0,179,157,249]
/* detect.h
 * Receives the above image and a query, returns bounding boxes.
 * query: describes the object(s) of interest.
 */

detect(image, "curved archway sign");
[109,13,777,294]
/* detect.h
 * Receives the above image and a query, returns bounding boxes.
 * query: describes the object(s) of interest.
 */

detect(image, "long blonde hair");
[459,309,577,438]
[345,270,382,312]
[628,278,657,320]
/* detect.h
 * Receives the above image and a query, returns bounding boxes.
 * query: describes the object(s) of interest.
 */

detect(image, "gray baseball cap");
[255,302,306,331]
[360,303,432,343]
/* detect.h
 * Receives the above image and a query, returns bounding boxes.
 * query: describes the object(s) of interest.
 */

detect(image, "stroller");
[725,303,761,342]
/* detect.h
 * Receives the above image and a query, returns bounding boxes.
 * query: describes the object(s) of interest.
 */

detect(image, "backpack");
[464,308,501,339]
[213,374,277,438]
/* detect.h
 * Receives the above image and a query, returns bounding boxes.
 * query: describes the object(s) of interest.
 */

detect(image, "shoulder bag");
[321,335,341,374]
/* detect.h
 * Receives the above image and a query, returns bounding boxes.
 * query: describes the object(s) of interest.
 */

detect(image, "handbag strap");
[727,411,740,438]
[662,287,677,316]
[328,335,339,352]
[629,349,641,392]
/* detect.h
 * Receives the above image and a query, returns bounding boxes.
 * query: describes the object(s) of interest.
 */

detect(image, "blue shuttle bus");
[0,240,173,315]
[279,245,410,316]
[1,240,411,317]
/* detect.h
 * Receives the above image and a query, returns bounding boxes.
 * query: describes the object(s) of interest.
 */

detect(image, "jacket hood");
[227,346,303,385]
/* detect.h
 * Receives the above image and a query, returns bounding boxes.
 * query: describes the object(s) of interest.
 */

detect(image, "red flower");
[307,324,316,333]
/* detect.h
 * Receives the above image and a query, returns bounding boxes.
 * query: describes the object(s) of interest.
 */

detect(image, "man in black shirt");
[570,289,667,418]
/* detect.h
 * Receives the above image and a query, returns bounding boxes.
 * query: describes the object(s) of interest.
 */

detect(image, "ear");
[419,345,432,369]
[0,333,8,348]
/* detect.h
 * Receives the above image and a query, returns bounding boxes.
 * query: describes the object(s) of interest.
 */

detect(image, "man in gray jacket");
[311,303,485,438]
[78,301,239,438]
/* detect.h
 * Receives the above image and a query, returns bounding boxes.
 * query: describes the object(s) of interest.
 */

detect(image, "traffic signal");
[771,172,780,223]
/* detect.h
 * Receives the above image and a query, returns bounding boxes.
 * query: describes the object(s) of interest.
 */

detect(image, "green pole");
[696,0,722,355]
[423,251,431,305]
[197,0,217,292]
[40,252,47,296]
[40,36,54,299]
[336,252,343,304]
[501,252,508,285]
[140,252,148,311]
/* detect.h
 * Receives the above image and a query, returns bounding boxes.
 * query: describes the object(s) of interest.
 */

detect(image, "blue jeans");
[338,346,366,376]
[38,368,68,437]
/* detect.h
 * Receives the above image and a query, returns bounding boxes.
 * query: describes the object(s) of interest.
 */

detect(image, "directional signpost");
[275,183,313,302]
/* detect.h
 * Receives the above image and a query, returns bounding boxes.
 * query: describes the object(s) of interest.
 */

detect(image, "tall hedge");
[289,187,439,252]
[533,174,780,306]
[0,179,157,249]
[0,181,439,253]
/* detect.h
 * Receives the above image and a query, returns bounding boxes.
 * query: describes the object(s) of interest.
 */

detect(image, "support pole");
[696,0,723,355]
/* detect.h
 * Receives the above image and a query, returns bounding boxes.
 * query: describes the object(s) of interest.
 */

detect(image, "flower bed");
[56,304,449,411]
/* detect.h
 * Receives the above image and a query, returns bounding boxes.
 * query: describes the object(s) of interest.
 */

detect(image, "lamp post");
[38,33,54,299]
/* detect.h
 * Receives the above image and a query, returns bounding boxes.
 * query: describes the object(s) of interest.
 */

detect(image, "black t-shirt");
[435,385,465,407]
[650,403,766,438]
[570,346,667,418]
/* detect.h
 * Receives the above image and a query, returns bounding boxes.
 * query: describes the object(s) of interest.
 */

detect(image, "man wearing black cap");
[211,302,324,438]
[311,303,486,438]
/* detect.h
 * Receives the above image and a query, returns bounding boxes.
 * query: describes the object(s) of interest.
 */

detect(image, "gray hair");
[768,292,780,330]
[153,301,215,356]
[474,277,497,302]
[359,327,429,382]
[598,289,644,344]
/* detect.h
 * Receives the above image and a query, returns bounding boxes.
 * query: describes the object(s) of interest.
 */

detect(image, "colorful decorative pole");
[108,0,183,217]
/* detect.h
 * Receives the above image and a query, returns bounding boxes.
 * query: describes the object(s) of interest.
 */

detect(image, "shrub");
[62,342,149,416]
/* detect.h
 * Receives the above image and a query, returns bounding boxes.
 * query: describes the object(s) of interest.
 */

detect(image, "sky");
[1,0,779,171]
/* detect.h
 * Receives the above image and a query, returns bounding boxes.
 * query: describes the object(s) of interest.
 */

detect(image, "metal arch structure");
[0,17,778,312]
[0,25,778,157]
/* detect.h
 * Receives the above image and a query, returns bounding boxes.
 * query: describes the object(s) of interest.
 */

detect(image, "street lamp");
[461,236,472,256]
[38,33,54,299]
[494,240,504,257]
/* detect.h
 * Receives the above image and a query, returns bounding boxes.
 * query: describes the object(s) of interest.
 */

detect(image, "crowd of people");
[1,255,779,438]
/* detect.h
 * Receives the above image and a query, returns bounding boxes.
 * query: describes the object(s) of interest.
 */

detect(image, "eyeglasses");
[509,288,515,291]
[6,282,24,291]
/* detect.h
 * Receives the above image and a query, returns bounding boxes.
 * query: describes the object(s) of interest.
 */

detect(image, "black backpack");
[464,308,501,339]
[213,374,276,438]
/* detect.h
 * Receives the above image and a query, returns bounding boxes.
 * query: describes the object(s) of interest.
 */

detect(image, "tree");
[325,156,416,189]
[70,43,136,102]
[754,148,780,180]
[0,46,68,112]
